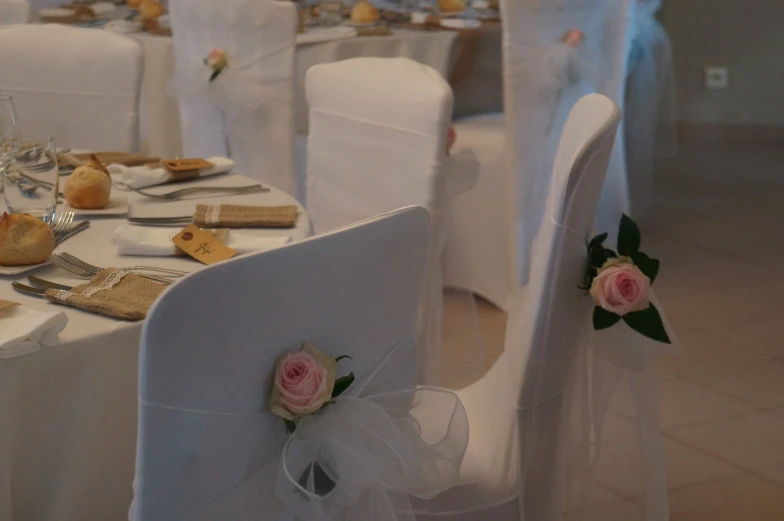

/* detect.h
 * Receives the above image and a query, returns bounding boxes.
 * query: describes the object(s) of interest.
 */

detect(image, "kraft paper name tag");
[171,224,236,265]
[162,158,214,172]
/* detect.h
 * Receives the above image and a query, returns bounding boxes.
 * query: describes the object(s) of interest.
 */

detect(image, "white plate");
[0,261,50,276]
[296,26,358,45]
[38,7,75,17]
[65,195,128,216]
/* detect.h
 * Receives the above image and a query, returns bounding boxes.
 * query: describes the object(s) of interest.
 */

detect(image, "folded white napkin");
[112,224,292,257]
[0,304,68,359]
[108,157,235,189]
[440,18,482,29]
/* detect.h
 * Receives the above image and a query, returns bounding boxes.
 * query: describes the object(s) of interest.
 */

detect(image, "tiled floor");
[442,143,784,520]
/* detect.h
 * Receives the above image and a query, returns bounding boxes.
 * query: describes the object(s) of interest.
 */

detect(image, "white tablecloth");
[133,29,459,158]
[0,175,311,521]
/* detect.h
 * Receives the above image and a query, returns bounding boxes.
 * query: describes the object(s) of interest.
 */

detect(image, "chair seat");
[414,350,521,520]
[443,112,516,311]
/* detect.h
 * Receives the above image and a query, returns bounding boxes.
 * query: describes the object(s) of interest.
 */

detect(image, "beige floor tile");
[756,466,784,489]
[657,320,784,377]
[669,474,784,521]
[689,362,784,410]
[668,412,784,470]
[658,281,784,336]
[592,437,740,498]
[609,377,755,428]
[562,500,646,521]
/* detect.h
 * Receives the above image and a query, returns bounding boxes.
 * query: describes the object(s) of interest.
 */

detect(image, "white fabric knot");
[276,389,468,521]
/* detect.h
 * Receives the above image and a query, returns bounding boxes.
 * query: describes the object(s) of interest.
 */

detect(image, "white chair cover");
[418,94,679,521]
[624,0,677,218]
[0,24,143,151]
[168,0,297,193]
[0,0,31,23]
[304,57,480,384]
[131,206,468,521]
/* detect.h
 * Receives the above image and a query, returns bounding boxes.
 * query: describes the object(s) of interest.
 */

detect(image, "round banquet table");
[0,174,311,521]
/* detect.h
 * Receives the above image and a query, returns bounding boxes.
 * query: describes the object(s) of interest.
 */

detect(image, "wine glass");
[0,95,21,168]
[3,137,60,223]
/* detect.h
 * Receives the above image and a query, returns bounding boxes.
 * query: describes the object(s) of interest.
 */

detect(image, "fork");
[50,255,174,285]
[128,184,269,201]
[50,211,75,235]
[58,252,189,277]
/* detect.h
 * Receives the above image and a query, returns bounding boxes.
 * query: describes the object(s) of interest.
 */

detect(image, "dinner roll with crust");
[64,154,112,210]
[0,213,56,266]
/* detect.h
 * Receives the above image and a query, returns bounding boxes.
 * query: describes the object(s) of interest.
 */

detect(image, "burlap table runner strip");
[193,204,298,229]
[73,152,161,167]
[357,26,392,37]
[44,268,165,321]
[0,299,20,314]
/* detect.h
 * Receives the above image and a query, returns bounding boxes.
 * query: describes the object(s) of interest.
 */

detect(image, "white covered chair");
[168,0,297,193]
[0,0,31,23]
[445,0,642,310]
[304,57,479,382]
[417,94,641,521]
[0,24,143,151]
[131,206,468,520]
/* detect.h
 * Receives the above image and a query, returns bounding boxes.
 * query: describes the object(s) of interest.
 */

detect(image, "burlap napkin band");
[44,268,165,321]
[193,204,298,229]
[0,299,20,314]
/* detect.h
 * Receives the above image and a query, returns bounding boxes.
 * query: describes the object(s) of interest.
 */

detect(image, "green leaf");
[593,306,622,330]
[631,251,660,283]
[617,214,641,256]
[284,419,297,434]
[332,372,355,398]
[587,232,608,251]
[589,242,608,269]
[335,355,353,363]
[622,304,671,344]
[209,69,222,82]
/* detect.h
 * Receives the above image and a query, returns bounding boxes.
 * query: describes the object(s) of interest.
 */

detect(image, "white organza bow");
[134,333,468,521]
[167,44,292,116]
[276,389,468,521]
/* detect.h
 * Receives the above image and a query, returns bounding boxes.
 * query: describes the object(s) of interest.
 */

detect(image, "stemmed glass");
[0,95,21,169]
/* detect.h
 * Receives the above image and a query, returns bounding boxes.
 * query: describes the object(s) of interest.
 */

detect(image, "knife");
[128,216,192,226]
[11,282,48,298]
[27,276,73,291]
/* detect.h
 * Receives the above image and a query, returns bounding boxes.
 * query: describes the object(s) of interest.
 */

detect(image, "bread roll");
[139,0,164,19]
[126,0,141,8]
[64,154,112,210]
[351,0,379,23]
[0,213,56,266]
[439,0,465,12]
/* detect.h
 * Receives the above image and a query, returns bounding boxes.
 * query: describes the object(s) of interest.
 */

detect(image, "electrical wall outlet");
[705,66,729,89]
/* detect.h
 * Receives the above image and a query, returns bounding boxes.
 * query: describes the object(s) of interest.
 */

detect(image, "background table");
[0,176,311,521]
[134,25,502,158]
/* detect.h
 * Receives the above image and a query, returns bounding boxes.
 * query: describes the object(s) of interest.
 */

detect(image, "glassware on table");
[2,137,59,223]
[319,0,344,25]
[0,95,21,168]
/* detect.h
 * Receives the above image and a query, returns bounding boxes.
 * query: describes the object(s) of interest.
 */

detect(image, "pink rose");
[589,258,650,316]
[446,126,456,155]
[270,343,336,420]
[561,29,585,47]
[206,49,228,70]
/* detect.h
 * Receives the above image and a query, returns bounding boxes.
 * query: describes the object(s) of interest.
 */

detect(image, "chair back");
[305,57,453,233]
[133,206,430,520]
[506,93,621,521]
[0,24,143,150]
[168,0,297,193]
